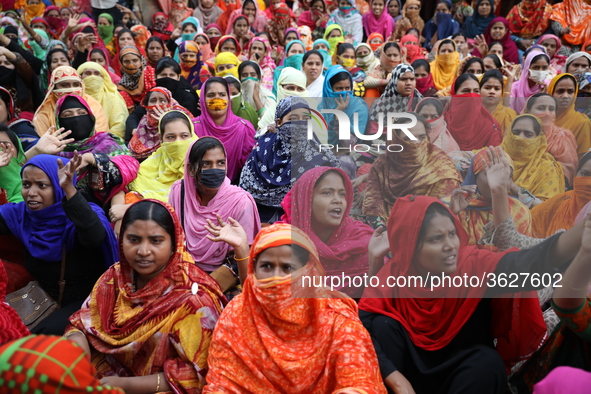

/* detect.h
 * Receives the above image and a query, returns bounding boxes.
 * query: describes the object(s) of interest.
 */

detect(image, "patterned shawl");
[0,335,124,393]
[501,115,565,201]
[66,200,227,392]
[179,40,204,89]
[202,223,387,394]
[369,63,422,122]
[550,0,591,46]
[239,96,340,208]
[362,133,462,225]
[280,167,374,297]
[117,46,147,96]
[506,0,552,39]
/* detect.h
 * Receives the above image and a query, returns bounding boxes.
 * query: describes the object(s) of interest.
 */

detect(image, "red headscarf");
[400,34,425,64]
[473,17,519,64]
[444,92,502,151]
[359,195,547,370]
[280,167,374,297]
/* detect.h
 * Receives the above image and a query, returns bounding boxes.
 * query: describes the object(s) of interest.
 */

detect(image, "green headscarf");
[0,130,26,203]
[29,29,50,60]
[97,13,114,45]
[323,24,344,57]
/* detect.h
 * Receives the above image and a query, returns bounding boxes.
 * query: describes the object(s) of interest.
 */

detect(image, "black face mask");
[156,77,179,92]
[59,115,95,141]
[198,168,226,189]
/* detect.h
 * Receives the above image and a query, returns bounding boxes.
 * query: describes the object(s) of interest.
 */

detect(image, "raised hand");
[474,34,488,56]
[449,185,477,214]
[369,225,390,259]
[57,151,81,195]
[485,146,512,192]
[150,105,168,123]
[35,127,74,155]
[205,214,248,250]
[0,142,12,168]
[68,14,81,29]
[335,94,350,111]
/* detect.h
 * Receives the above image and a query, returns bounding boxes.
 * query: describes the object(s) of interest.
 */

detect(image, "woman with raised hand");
[0,153,118,334]
[66,199,226,393]
[203,222,387,393]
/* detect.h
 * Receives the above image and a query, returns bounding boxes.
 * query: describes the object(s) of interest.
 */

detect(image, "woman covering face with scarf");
[265,2,298,46]
[178,40,204,89]
[117,46,156,111]
[34,66,110,136]
[150,12,175,41]
[214,51,241,78]
[327,0,362,43]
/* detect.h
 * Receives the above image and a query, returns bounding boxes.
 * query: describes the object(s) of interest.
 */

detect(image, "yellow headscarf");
[130,111,198,202]
[548,73,591,154]
[214,52,240,78]
[430,40,460,91]
[77,62,128,139]
[501,114,565,201]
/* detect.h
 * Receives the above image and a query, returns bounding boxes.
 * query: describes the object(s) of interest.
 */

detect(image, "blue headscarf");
[272,40,307,95]
[313,39,333,71]
[319,65,369,145]
[239,97,340,207]
[423,0,459,50]
[461,0,495,39]
[0,155,118,265]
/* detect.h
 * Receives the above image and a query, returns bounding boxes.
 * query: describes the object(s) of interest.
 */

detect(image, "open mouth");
[442,255,457,265]
[328,208,343,219]
[134,260,154,268]
[27,201,42,209]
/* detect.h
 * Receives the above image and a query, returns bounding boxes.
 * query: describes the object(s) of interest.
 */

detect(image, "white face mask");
[529,69,550,83]
[473,73,483,79]
[230,93,240,100]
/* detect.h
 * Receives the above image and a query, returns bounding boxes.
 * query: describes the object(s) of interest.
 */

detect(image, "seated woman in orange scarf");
[522,93,578,187]
[66,199,227,393]
[33,66,110,136]
[529,153,591,238]
[443,148,532,246]
[358,184,587,393]
[430,39,460,92]
[202,222,387,393]
[501,114,565,202]
[549,0,591,47]
[362,113,462,229]
[548,73,591,155]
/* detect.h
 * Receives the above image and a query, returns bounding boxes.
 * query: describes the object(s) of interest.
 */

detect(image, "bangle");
[561,281,588,292]
[235,255,249,261]
[156,373,161,392]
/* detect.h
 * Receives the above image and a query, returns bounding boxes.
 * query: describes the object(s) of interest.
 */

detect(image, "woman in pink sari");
[416,97,459,154]
[362,0,393,42]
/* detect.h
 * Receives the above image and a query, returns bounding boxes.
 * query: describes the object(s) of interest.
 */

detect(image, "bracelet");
[156,373,160,392]
[234,255,249,261]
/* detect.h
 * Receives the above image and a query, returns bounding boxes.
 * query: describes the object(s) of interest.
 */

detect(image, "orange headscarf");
[550,0,591,46]
[203,223,387,394]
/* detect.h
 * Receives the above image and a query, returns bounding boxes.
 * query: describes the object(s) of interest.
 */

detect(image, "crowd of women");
[2,0,591,393]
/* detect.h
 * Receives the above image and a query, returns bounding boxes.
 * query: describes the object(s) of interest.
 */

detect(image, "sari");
[43,6,66,39]
[168,139,260,272]
[362,133,462,228]
[393,0,424,42]
[248,37,275,90]
[77,62,128,139]
[129,87,193,160]
[179,40,204,89]
[491,101,518,135]
[548,73,591,155]
[400,34,425,64]
[88,47,121,84]
[359,195,547,372]
[281,167,374,297]
[265,3,298,46]
[297,25,313,51]
[23,0,45,24]
[0,262,29,345]
[531,176,591,238]
[445,92,502,151]
[501,115,565,201]
[0,336,123,393]
[362,0,393,40]
[129,112,198,202]
[66,199,227,392]
[506,0,552,39]
[327,0,363,43]
[416,97,459,154]
[117,46,157,109]
[355,43,380,75]
[522,95,578,186]
[550,0,591,46]
[226,0,267,34]
[430,41,460,91]
[510,49,550,114]
[461,0,496,39]
[150,12,174,42]
[239,97,339,209]
[472,17,519,64]
[191,78,256,182]
[33,66,110,136]
[441,149,532,245]
[202,223,387,394]
[131,25,152,57]
[193,1,223,28]
[537,34,567,74]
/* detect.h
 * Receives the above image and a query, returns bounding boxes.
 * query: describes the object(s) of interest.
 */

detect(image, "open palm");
[205,215,248,250]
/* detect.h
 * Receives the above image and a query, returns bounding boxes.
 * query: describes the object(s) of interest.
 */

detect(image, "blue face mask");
[337,90,352,98]
[435,12,451,24]
[182,33,196,42]
[241,76,259,83]
[285,53,305,70]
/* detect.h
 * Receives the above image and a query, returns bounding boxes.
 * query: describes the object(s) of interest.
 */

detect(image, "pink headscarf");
[534,367,591,394]
[510,49,550,113]
[280,166,374,297]
[362,0,394,41]
[168,138,261,272]
[191,78,256,182]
